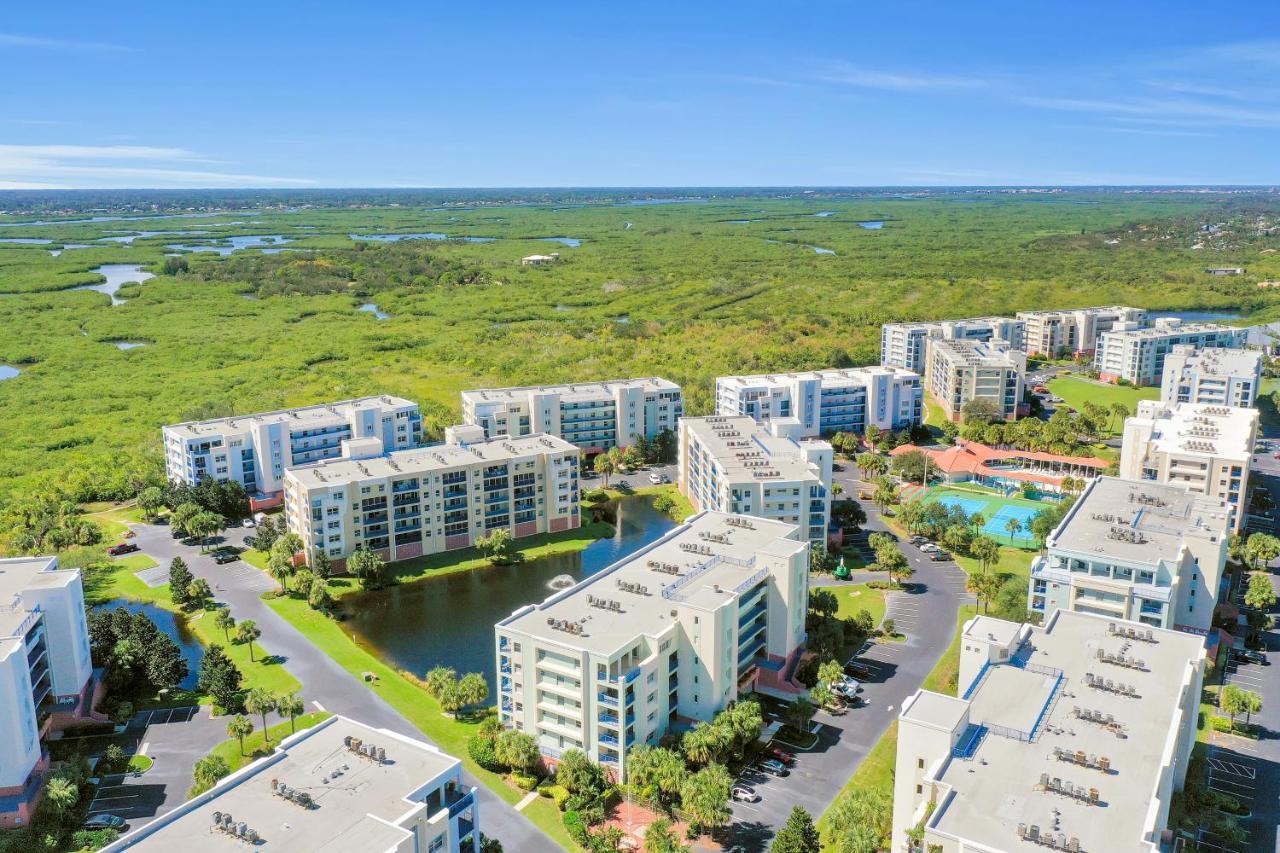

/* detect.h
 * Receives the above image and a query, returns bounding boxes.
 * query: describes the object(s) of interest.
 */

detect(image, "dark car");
[758,758,789,777]
[107,543,140,556]
[1232,649,1268,666]
[171,527,187,540]
[929,550,952,561]
[909,535,929,546]
[213,550,240,565]
[844,662,872,680]
[84,814,129,831]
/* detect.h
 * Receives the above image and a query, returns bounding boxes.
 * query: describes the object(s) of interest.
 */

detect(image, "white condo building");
[163,396,423,508]
[284,426,580,569]
[1160,345,1263,408]
[1028,477,1230,633]
[1120,401,1258,532]
[104,716,480,853]
[924,338,1027,422]
[460,378,683,453]
[678,416,833,542]
[891,610,1204,853]
[714,365,922,437]
[495,512,809,777]
[1017,306,1148,358]
[1095,319,1247,386]
[0,557,97,828]
[881,316,1024,373]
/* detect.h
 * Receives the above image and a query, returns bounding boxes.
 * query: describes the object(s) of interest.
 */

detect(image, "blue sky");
[3,2,1280,188]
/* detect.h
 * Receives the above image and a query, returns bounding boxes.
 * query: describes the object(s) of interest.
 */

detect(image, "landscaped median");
[263,592,578,850]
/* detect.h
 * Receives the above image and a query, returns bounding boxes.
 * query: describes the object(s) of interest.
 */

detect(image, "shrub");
[511,771,540,791]
[794,656,820,688]
[550,785,572,810]
[467,736,503,772]
[563,810,590,847]
[1210,716,1234,733]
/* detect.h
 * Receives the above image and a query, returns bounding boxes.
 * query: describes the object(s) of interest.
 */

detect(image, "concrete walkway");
[124,520,560,851]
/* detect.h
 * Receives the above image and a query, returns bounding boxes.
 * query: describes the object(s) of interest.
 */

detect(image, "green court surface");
[918,485,1055,548]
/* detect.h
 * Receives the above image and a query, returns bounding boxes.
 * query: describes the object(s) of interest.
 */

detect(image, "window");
[916,784,923,795]
[917,758,924,769]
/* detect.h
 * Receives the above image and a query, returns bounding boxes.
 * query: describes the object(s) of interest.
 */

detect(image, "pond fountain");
[548,574,576,590]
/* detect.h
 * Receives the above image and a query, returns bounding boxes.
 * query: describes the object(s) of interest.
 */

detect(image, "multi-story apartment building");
[1120,401,1258,532]
[1,557,97,828]
[1028,477,1230,633]
[495,511,809,777]
[1017,305,1148,357]
[880,316,1024,373]
[714,365,922,437]
[1160,344,1263,408]
[923,338,1026,422]
[678,416,833,542]
[1094,319,1248,386]
[284,426,580,568]
[104,715,480,852]
[460,378,683,453]
[163,396,423,508]
[891,610,1204,853]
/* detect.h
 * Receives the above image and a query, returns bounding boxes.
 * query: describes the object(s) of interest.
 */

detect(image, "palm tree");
[968,512,985,535]
[43,776,78,817]
[227,715,254,755]
[214,608,236,642]
[236,620,261,662]
[1004,516,1024,545]
[245,689,277,743]
[277,692,305,734]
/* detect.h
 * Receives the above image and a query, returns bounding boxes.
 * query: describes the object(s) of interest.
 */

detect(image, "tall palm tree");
[236,620,261,662]
[227,715,254,756]
[277,693,305,734]
[44,777,78,817]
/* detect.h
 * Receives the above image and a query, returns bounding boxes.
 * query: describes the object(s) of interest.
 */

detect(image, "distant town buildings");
[1028,477,1230,632]
[495,512,809,777]
[1160,345,1263,408]
[891,610,1204,853]
[714,365,922,437]
[0,557,98,828]
[923,338,1026,422]
[163,397,423,509]
[283,428,579,568]
[461,378,683,454]
[1094,319,1247,386]
[880,316,1024,373]
[104,715,479,852]
[1120,401,1258,531]
[678,416,833,542]
[1017,305,1148,358]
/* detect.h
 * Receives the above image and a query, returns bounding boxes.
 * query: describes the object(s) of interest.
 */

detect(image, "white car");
[919,542,940,553]
[241,518,256,528]
[648,472,662,484]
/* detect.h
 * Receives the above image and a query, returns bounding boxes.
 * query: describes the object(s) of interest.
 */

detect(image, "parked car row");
[909,535,952,561]
[731,744,799,805]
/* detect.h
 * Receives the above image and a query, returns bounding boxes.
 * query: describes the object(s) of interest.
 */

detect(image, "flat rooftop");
[1101,321,1239,341]
[1047,476,1229,564]
[111,716,463,852]
[286,432,576,488]
[498,512,805,656]
[884,315,1017,332]
[922,610,1205,853]
[719,365,920,387]
[1017,305,1143,319]
[0,556,68,640]
[163,395,417,439]
[1134,401,1258,462]
[683,416,828,483]
[1167,345,1262,378]
[928,338,1022,367]
[462,377,680,404]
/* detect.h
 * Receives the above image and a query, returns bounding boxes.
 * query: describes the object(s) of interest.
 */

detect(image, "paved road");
[116,520,560,851]
[582,462,677,493]
[726,486,972,850]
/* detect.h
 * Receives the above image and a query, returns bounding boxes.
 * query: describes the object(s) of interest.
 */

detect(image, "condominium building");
[1094,319,1247,386]
[1160,345,1263,408]
[0,557,97,828]
[923,338,1026,422]
[1120,401,1258,531]
[891,610,1204,853]
[163,396,423,508]
[678,416,833,542]
[880,316,1025,373]
[1017,305,1148,357]
[460,378,683,453]
[1028,477,1230,633]
[104,715,480,852]
[284,427,580,568]
[714,365,922,437]
[495,511,809,777]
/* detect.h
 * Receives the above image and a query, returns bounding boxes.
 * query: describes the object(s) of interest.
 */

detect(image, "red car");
[767,746,796,765]
[107,543,140,556]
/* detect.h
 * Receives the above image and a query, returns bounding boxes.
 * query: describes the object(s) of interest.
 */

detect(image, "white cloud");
[811,62,989,92]
[0,143,314,188]
[0,32,130,52]
[1015,95,1280,128]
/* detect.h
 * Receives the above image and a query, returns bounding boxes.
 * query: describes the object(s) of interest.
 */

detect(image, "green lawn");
[922,391,950,433]
[1045,375,1160,435]
[81,501,149,541]
[83,558,302,703]
[818,604,977,849]
[264,593,577,850]
[198,711,332,791]
[952,547,1036,583]
[832,582,887,628]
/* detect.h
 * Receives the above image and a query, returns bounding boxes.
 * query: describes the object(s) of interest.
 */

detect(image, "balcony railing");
[597,692,619,708]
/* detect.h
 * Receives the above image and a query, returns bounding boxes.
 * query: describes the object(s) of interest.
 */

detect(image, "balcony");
[599,733,619,746]
[599,711,619,727]
[738,599,767,628]
[597,692,619,708]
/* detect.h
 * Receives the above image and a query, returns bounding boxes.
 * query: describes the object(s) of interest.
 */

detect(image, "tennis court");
[920,485,1054,548]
